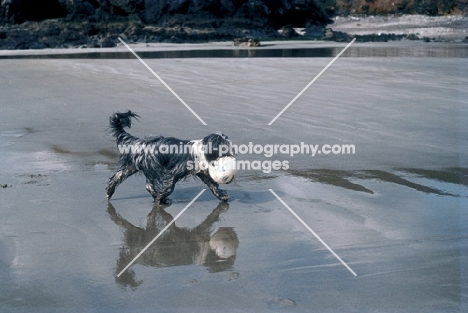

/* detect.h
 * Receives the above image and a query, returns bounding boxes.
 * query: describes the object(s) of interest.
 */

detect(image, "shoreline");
[0,14,467,52]
[0,40,467,59]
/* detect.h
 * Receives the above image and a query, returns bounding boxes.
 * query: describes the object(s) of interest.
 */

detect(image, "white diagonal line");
[269,189,357,276]
[268,38,356,125]
[117,189,206,277]
[118,37,207,125]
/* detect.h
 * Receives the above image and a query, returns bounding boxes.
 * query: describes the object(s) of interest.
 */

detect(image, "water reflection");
[1,45,467,59]
[107,201,239,289]
[288,167,467,196]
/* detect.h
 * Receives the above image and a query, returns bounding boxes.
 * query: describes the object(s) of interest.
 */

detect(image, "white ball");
[208,156,238,184]
[209,227,239,259]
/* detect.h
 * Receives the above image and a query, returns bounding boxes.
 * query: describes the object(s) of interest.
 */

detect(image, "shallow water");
[1,44,467,59]
[0,46,467,312]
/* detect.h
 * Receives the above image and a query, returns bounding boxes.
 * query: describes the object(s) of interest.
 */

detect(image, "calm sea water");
[1,44,467,59]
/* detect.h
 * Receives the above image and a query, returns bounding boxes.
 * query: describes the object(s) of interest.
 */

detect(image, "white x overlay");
[118,37,207,125]
[268,38,356,125]
[117,189,206,277]
[113,38,358,278]
[269,189,357,276]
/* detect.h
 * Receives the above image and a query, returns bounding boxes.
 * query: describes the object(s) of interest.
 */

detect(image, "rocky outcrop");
[1,0,331,27]
[1,1,466,49]
[0,0,332,49]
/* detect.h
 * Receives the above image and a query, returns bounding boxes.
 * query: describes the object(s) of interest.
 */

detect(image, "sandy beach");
[1,41,467,312]
[330,14,468,41]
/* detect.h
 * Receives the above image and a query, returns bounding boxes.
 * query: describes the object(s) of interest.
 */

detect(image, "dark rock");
[303,26,326,38]
[323,29,353,42]
[87,40,100,48]
[28,41,47,49]
[323,27,334,40]
[233,37,260,47]
[75,1,96,17]
[168,35,183,43]
[86,24,100,36]
[355,33,407,42]
[123,22,144,37]
[100,36,117,47]
[43,27,60,37]
[14,41,29,49]
[60,29,87,45]
[279,25,298,38]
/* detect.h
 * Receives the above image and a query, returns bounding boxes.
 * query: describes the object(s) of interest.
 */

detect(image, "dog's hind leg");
[106,166,138,199]
[145,180,159,200]
[196,172,229,201]
[158,182,175,205]
[146,175,176,205]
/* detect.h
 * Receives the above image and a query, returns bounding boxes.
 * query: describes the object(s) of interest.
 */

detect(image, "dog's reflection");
[107,202,239,288]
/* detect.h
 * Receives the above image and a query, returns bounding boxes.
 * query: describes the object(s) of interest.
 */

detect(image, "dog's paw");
[215,189,229,202]
[106,187,114,200]
[154,197,172,205]
[160,198,172,205]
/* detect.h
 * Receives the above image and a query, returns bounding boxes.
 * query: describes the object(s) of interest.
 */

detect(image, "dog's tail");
[109,111,140,144]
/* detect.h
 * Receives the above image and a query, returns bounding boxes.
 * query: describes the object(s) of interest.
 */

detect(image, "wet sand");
[1,42,467,312]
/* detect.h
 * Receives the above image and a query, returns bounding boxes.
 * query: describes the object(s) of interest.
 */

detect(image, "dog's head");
[190,132,237,184]
[202,132,234,162]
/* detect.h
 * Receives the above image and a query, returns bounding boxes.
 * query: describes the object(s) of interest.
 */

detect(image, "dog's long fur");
[106,111,233,203]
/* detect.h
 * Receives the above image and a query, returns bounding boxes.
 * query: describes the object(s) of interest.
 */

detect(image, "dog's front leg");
[196,172,229,201]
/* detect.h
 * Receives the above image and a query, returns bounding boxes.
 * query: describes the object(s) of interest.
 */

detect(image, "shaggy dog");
[106,111,234,203]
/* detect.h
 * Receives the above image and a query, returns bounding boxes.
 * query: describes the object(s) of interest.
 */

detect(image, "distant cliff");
[0,1,466,49]
[1,0,331,27]
[0,1,335,49]
[2,1,465,26]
